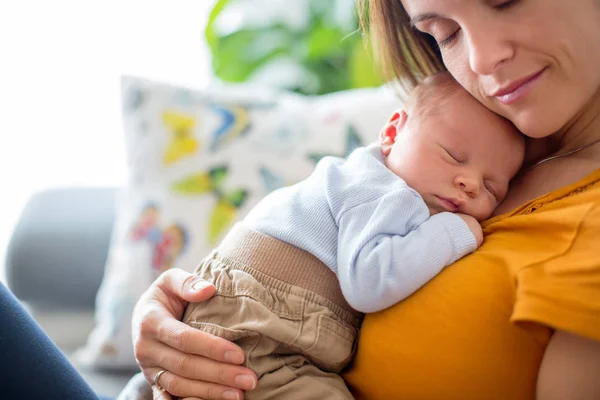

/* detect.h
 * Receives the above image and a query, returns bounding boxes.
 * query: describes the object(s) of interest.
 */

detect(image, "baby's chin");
[426,204,444,217]
[428,203,491,222]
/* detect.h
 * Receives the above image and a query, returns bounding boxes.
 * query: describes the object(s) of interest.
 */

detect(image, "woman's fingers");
[154,317,247,364]
[153,368,246,400]
[156,268,217,304]
[152,384,174,400]
[149,345,257,389]
[135,335,256,391]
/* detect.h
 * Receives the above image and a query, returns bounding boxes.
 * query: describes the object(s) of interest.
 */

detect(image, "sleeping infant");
[123,72,525,400]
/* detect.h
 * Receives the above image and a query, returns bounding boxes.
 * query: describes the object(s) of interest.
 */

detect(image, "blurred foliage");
[205,0,383,95]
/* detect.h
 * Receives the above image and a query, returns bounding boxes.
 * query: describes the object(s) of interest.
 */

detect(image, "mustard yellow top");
[343,169,600,399]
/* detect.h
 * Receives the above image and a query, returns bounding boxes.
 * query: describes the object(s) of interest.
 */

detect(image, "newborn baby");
[123,72,525,400]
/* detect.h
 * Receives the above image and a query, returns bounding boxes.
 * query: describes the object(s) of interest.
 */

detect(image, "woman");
[133,0,600,399]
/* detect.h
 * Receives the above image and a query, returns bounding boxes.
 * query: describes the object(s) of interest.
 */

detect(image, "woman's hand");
[132,268,258,400]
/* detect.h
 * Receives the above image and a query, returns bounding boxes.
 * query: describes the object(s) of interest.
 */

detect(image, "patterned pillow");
[75,76,400,369]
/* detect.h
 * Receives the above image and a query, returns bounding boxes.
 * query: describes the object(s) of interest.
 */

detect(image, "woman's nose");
[464,23,514,76]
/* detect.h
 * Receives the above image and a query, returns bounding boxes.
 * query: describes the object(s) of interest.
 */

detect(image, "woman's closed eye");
[489,0,521,11]
[438,29,461,48]
[417,0,522,48]
[415,19,461,49]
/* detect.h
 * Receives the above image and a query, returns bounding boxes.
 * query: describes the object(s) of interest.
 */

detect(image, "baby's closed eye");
[484,181,496,194]
[484,181,504,202]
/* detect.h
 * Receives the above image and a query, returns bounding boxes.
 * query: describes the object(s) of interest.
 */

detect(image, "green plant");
[205,0,383,95]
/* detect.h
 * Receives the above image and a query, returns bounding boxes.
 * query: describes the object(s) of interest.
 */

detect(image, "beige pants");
[183,224,362,399]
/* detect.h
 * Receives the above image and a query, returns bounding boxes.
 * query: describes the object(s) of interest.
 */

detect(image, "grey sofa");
[5,187,135,398]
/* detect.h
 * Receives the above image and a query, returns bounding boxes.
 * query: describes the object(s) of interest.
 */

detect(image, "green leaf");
[212,28,292,82]
[306,58,350,95]
[205,0,231,53]
[305,24,346,61]
[349,39,384,89]
[205,0,377,95]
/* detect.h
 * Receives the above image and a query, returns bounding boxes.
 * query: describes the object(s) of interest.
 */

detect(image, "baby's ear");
[379,110,407,156]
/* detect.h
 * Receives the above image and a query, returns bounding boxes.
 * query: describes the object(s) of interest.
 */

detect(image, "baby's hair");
[406,71,464,119]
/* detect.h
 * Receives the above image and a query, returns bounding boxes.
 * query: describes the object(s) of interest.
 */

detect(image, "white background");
[0,1,214,280]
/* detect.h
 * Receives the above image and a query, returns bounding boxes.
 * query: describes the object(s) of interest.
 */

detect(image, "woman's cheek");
[442,58,486,104]
[441,52,468,82]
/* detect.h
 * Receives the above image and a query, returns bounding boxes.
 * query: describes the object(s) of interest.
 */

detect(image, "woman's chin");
[511,110,562,139]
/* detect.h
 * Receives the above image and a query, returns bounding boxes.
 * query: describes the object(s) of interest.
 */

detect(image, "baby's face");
[381,89,525,221]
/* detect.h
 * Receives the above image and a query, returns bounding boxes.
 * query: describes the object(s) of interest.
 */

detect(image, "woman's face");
[402,0,600,138]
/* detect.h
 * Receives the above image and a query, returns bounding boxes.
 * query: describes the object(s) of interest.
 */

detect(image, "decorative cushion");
[75,76,400,369]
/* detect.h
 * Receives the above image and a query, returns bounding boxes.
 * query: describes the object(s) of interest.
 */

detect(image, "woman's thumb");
[159,268,216,303]
[186,278,216,301]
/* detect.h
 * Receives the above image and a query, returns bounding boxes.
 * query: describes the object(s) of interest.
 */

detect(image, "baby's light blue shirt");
[244,144,476,313]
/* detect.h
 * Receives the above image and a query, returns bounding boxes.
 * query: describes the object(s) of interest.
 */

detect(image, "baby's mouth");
[435,195,461,212]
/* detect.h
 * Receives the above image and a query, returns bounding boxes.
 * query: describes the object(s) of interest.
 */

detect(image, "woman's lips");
[492,68,547,105]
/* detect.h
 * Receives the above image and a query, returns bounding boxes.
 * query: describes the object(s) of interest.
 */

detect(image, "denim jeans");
[0,282,105,399]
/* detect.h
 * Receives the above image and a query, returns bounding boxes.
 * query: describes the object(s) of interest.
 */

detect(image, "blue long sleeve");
[244,144,476,313]
[335,191,476,312]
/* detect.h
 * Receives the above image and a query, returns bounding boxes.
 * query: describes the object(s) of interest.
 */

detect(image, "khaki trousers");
[183,224,362,399]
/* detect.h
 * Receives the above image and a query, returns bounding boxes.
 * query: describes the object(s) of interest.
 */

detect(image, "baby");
[130,72,525,399]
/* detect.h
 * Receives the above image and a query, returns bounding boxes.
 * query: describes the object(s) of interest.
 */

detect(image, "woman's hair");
[358,0,446,91]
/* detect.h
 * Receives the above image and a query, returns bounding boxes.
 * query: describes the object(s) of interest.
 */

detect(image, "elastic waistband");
[215,223,362,319]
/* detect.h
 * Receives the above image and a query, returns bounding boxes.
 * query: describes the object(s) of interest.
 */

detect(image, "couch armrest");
[5,187,118,310]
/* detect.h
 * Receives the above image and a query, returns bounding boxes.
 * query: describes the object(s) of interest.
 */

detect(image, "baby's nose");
[456,176,481,197]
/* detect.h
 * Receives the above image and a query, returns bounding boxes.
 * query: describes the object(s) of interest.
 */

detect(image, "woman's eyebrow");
[409,12,440,27]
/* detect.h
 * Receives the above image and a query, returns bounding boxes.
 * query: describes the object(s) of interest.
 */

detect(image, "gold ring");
[153,369,168,391]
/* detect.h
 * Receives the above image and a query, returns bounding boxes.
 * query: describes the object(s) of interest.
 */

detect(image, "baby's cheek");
[480,198,497,221]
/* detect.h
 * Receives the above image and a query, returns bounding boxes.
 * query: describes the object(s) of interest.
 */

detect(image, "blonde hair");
[358,0,446,92]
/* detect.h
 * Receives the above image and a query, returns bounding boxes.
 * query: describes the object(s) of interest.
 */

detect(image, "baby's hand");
[456,213,483,247]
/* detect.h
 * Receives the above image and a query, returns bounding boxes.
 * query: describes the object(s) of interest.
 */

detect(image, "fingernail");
[222,390,240,400]
[192,280,211,291]
[224,350,244,364]
[235,374,257,390]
